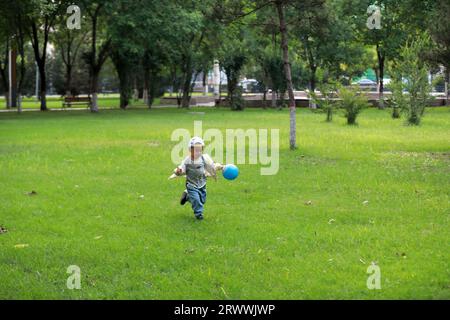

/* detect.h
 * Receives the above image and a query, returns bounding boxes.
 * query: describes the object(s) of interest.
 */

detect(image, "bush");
[389,75,406,119]
[389,34,433,125]
[308,70,338,122]
[229,86,244,111]
[337,85,370,125]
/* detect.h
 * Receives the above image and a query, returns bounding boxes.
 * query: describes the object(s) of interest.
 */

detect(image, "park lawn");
[0,107,448,299]
[0,96,160,110]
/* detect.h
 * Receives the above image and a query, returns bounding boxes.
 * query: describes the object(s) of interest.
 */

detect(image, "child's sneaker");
[180,190,188,205]
[195,214,204,220]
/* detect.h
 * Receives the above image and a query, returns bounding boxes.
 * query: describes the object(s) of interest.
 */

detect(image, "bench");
[62,96,92,109]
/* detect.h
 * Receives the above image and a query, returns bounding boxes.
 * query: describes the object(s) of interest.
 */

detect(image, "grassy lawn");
[0,96,160,110]
[0,107,448,299]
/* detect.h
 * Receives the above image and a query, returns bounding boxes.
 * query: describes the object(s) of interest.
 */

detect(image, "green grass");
[0,107,449,299]
[0,96,160,110]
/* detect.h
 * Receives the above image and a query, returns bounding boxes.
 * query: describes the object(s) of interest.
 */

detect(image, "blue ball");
[223,164,239,180]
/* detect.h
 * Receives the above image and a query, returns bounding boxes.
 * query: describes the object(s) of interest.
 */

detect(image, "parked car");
[357,78,377,86]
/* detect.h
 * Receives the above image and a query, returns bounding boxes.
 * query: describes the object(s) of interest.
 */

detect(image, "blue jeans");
[187,184,207,217]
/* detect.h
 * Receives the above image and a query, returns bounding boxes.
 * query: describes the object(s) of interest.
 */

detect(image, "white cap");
[189,136,205,148]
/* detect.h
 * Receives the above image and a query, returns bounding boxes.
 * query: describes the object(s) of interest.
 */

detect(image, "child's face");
[191,145,203,160]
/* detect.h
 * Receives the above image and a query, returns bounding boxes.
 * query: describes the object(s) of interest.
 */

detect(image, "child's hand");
[175,167,183,175]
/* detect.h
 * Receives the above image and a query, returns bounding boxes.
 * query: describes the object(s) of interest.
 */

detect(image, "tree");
[110,47,136,109]
[337,84,369,125]
[221,0,299,148]
[275,0,297,149]
[165,1,208,108]
[309,68,338,122]
[427,0,450,104]
[289,0,373,102]
[245,6,281,107]
[142,47,167,108]
[291,0,332,107]
[80,0,112,112]
[54,19,87,97]
[337,0,409,109]
[0,13,10,108]
[0,0,35,111]
[390,34,433,125]
[106,0,177,109]
[139,13,171,109]
[219,24,248,110]
[24,0,65,111]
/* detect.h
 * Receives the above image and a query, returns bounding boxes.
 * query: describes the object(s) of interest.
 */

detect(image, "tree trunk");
[309,65,317,109]
[181,75,192,108]
[326,108,332,122]
[87,9,110,112]
[276,1,297,150]
[147,71,155,108]
[65,64,72,96]
[445,69,449,105]
[90,72,99,112]
[30,19,50,111]
[16,28,25,112]
[116,63,130,110]
[4,92,9,109]
[203,71,208,95]
[377,45,385,109]
[18,94,22,113]
[374,68,379,86]
[143,66,149,106]
[143,78,150,107]
[392,106,400,118]
[1,39,9,108]
[38,64,47,111]
[213,60,220,99]
[143,89,149,105]
[263,90,267,109]
[225,70,232,103]
[120,92,129,109]
[181,56,192,108]
[115,66,130,110]
[9,48,17,108]
[133,77,139,101]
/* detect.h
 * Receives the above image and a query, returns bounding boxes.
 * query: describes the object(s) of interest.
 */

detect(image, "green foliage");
[389,73,406,119]
[309,69,338,122]
[265,54,286,100]
[0,0,444,113]
[337,84,370,125]
[219,22,249,111]
[292,0,369,86]
[389,34,433,125]
[222,53,247,110]
[426,0,450,70]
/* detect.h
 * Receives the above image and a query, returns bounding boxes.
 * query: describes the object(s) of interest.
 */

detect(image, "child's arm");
[203,154,224,180]
[168,158,187,180]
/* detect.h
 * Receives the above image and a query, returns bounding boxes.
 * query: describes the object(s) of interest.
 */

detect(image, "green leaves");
[337,84,370,125]
[389,33,433,125]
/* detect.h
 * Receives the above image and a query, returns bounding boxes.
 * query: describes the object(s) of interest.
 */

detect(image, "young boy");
[173,137,222,220]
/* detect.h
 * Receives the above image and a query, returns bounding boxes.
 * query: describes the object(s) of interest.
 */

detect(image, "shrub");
[389,34,433,125]
[337,85,370,125]
[308,70,338,122]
